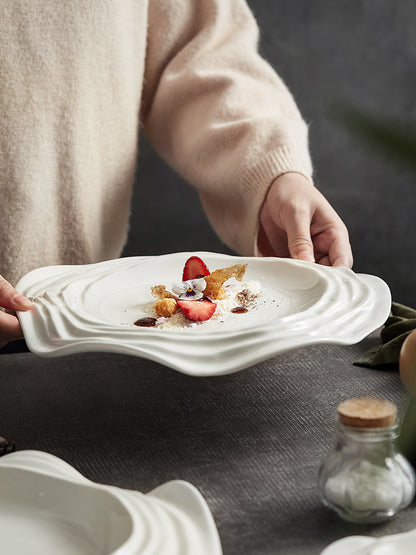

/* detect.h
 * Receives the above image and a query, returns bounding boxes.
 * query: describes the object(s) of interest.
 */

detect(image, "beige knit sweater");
[0,0,312,286]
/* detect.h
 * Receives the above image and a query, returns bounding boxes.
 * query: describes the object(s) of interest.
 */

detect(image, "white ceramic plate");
[0,450,222,555]
[321,529,416,554]
[16,252,391,376]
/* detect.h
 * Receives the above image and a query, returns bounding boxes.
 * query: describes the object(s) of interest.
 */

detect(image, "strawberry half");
[182,256,210,281]
[177,299,217,321]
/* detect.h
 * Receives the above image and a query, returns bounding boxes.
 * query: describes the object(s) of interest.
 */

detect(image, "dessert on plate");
[134,255,261,329]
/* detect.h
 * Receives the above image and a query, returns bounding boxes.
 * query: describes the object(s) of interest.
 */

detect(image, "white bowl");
[0,450,222,555]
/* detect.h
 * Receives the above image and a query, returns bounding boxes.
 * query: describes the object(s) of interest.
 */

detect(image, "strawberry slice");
[177,299,217,321]
[182,256,210,281]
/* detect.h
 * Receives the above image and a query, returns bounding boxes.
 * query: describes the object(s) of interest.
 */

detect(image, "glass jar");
[318,398,416,524]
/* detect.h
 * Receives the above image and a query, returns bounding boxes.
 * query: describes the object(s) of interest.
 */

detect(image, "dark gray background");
[122,0,416,308]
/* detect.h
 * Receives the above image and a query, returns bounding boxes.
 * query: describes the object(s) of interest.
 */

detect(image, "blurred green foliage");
[333,104,416,174]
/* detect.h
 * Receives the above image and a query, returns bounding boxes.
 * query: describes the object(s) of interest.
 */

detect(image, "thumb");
[285,213,315,263]
[0,275,32,311]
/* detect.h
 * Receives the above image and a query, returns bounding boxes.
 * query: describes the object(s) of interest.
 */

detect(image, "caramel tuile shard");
[207,263,247,285]
[203,281,226,300]
[204,263,247,300]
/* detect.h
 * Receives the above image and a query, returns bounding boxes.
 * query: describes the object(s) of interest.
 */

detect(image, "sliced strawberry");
[182,256,210,281]
[177,299,217,321]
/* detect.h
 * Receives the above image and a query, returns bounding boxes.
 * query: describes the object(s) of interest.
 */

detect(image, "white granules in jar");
[324,459,413,511]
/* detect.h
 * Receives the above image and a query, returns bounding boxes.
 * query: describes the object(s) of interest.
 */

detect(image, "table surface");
[1,334,415,555]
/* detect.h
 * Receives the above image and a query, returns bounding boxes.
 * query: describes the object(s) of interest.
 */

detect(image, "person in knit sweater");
[0,0,352,347]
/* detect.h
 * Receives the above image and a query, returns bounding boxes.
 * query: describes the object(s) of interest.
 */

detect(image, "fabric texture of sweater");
[0,0,312,287]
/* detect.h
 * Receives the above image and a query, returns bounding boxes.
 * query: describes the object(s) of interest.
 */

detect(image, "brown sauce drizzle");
[231,306,248,314]
[134,317,157,327]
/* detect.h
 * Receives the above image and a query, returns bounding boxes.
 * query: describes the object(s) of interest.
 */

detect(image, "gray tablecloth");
[1,333,415,554]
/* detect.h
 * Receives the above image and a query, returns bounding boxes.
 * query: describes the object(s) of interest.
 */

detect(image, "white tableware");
[321,528,416,554]
[16,252,391,376]
[0,450,222,555]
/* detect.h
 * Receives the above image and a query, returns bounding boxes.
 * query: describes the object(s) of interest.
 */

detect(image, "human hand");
[0,275,32,348]
[258,173,353,267]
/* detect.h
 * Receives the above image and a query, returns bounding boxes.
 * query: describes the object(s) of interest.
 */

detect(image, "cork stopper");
[337,397,397,428]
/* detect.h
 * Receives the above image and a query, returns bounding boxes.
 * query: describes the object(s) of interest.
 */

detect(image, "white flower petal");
[190,278,207,291]
[179,290,204,300]
[172,282,186,295]
[173,278,206,301]
[190,290,204,300]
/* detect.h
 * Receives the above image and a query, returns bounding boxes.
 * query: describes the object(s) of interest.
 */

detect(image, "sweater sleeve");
[141,0,313,256]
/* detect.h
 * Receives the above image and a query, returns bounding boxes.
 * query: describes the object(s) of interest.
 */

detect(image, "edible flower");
[172,278,206,300]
